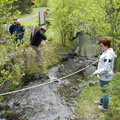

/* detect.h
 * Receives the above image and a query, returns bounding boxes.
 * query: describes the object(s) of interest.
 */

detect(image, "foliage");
[0,0,20,25]
[33,0,48,8]
[97,0,120,49]
[109,73,120,109]
[0,0,33,26]
[12,0,33,14]
[48,0,120,70]
[0,30,27,92]
[114,38,120,71]
[48,0,120,45]
[48,0,77,46]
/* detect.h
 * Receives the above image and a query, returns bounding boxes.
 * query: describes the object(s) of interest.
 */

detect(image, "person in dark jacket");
[9,18,25,45]
[31,25,48,67]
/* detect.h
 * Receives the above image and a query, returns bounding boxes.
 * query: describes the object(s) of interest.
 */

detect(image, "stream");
[0,12,100,120]
[2,72,82,120]
[1,56,97,120]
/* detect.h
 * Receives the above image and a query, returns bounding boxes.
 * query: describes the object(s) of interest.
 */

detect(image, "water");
[2,57,96,120]
[48,66,58,81]
[3,77,80,120]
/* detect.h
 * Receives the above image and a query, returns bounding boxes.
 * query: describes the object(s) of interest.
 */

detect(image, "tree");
[0,0,20,35]
[48,0,120,46]
[33,0,48,8]
[48,0,80,46]
[0,0,18,24]
[12,0,33,14]
[48,0,108,45]
[95,0,120,71]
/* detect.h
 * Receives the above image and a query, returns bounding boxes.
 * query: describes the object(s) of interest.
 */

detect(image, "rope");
[57,60,98,80]
[0,60,98,96]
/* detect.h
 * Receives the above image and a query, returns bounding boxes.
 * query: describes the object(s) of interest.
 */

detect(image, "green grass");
[74,73,120,120]
[21,16,39,27]
[18,8,39,27]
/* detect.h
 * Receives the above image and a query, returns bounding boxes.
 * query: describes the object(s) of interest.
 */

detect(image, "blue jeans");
[99,80,110,109]
[13,39,24,45]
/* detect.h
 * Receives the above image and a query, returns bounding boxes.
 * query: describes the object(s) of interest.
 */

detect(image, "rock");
[0,41,6,44]
[66,49,75,58]
[6,52,14,57]
[89,81,98,86]
[58,54,68,62]
[84,65,96,78]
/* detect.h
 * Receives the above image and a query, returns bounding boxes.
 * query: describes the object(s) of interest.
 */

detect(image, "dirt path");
[19,14,38,22]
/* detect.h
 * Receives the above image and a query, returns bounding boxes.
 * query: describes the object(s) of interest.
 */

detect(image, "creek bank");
[0,53,98,120]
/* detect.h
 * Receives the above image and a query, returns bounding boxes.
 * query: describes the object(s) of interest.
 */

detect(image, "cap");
[41,25,48,31]
[13,18,19,22]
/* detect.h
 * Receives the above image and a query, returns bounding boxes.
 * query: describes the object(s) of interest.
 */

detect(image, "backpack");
[30,29,35,42]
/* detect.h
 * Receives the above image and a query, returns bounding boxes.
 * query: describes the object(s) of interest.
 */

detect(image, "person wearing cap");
[9,18,25,45]
[30,25,48,67]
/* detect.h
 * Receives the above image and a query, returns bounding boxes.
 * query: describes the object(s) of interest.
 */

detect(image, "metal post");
[38,11,40,26]
[38,8,45,26]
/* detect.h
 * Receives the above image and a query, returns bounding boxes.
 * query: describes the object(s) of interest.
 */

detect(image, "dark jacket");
[31,29,47,46]
[9,24,25,40]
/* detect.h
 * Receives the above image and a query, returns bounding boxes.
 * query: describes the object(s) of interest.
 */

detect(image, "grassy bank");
[74,73,120,120]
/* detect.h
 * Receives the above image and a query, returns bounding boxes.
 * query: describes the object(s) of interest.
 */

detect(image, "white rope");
[0,60,98,96]
[57,60,98,80]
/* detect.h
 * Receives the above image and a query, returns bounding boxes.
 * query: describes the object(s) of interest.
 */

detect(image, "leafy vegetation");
[48,0,120,70]
[48,0,120,45]
[33,0,48,8]
[0,0,19,24]
[0,0,34,25]
[12,0,33,14]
